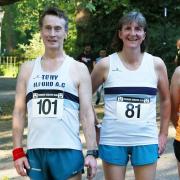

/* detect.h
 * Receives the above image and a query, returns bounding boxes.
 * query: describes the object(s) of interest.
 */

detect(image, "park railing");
[0,56,30,77]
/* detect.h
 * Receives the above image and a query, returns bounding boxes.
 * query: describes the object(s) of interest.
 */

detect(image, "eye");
[135,26,143,31]
[45,26,51,30]
[55,26,62,31]
[124,26,131,30]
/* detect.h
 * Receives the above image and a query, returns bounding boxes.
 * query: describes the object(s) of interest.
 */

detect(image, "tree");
[0,0,21,6]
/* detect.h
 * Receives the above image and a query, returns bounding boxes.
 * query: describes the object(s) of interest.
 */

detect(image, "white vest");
[26,55,82,150]
[101,52,158,146]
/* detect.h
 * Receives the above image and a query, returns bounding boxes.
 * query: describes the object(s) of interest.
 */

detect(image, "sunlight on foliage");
[0,65,18,77]
[18,33,44,59]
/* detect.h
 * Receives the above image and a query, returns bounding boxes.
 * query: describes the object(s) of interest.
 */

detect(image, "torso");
[100,52,159,146]
[26,55,82,150]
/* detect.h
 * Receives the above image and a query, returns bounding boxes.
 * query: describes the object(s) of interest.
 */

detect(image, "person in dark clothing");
[174,39,180,66]
[77,44,95,73]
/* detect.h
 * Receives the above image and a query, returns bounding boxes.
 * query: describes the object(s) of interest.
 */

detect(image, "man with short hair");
[77,44,95,73]
[12,7,97,180]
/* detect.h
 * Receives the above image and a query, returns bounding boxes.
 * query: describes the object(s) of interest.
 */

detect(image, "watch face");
[86,150,99,158]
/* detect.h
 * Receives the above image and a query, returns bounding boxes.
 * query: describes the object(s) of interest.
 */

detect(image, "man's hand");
[158,133,168,155]
[84,155,97,180]
[14,157,30,176]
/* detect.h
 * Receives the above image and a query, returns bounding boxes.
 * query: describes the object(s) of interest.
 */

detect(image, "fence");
[0,56,29,77]
[0,56,176,78]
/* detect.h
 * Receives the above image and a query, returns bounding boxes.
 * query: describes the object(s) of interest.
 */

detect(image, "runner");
[12,7,97,180]
[91,11,170,180]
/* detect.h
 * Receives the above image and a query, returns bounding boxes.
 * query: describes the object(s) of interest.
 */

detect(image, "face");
[177,40,180,49]
[84,45,92,53]
[99,50,107,58]
[40,15,67,50]
[118,21,146,50]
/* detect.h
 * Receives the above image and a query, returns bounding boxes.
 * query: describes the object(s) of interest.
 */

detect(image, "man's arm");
[12,62,33,176]
[78,63,96,150]
[77,62,97,179]
[170,67,180,128]
[154,57,171,155]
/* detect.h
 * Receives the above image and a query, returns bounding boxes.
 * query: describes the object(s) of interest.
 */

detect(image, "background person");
[12,7,97,180]
[95,49,107,105]
[174,38,180,66]
[77,44,95,73]
[91,11,170,180]
[170,66,180,176]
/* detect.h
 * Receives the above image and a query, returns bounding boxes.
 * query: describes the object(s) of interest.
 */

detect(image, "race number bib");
[32,92,64,118]
[116,96,150,121]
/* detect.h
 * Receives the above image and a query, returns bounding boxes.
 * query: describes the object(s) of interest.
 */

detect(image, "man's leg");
[26,149,45,180]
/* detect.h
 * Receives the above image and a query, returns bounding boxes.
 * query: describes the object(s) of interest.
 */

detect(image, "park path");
[0,125,179,180]
[0,78,179,179]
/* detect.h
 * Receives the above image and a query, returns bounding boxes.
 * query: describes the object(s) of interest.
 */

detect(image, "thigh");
[26,149,45,180]
[68,172,82,180]
[131,144,158,166]
[103,161,126,180]
[99,145,129,166]
[48,149,84,180]
[133,163,157,180]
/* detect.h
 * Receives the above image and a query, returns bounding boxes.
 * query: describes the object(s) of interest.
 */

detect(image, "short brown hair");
[39,7,68,32]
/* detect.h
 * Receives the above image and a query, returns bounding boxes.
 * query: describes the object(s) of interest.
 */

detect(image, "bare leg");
[133,163,157,180]
[102,161,126,180]
[177,161,180,177]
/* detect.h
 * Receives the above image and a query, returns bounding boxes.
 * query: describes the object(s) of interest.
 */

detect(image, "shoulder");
[152,56,167,73]
[173,66,180,76]
[69,58,90,85]
[70,57,89,72]
[171,67,180,84]
[95,56,109,70]
[18,60,36,81]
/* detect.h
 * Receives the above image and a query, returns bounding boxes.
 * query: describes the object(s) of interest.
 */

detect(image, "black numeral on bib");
[125,103,140,118]
[37,99,57,115]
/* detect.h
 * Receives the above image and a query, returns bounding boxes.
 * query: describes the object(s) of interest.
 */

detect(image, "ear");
[118,30,122,39]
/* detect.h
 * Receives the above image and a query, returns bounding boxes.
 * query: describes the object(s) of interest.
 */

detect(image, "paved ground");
[0,78,179,180]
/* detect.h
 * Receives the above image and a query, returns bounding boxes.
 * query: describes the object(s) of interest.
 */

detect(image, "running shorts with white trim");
[26,149,84,180]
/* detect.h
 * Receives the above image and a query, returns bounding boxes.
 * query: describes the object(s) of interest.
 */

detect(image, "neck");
[43,48,65,61]
[121,48,142,63]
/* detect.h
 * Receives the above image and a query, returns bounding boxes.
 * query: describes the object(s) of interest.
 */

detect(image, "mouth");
[128,38,138,41]
[47,39,57,43]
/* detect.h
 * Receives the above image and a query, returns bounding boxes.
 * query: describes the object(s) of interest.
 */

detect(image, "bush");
[0,64,19,77]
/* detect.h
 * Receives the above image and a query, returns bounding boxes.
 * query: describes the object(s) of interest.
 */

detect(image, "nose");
[130,28,136,35]
[49,28,55,36]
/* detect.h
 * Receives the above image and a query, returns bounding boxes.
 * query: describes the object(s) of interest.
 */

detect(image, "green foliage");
[1,0,180,79]
[14,0,78,56]
[75,0,180,78]
[18,33,44,59]
[0,64,18,77]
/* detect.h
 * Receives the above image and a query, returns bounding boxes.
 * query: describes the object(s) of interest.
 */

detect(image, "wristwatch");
[86,150,99,158]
